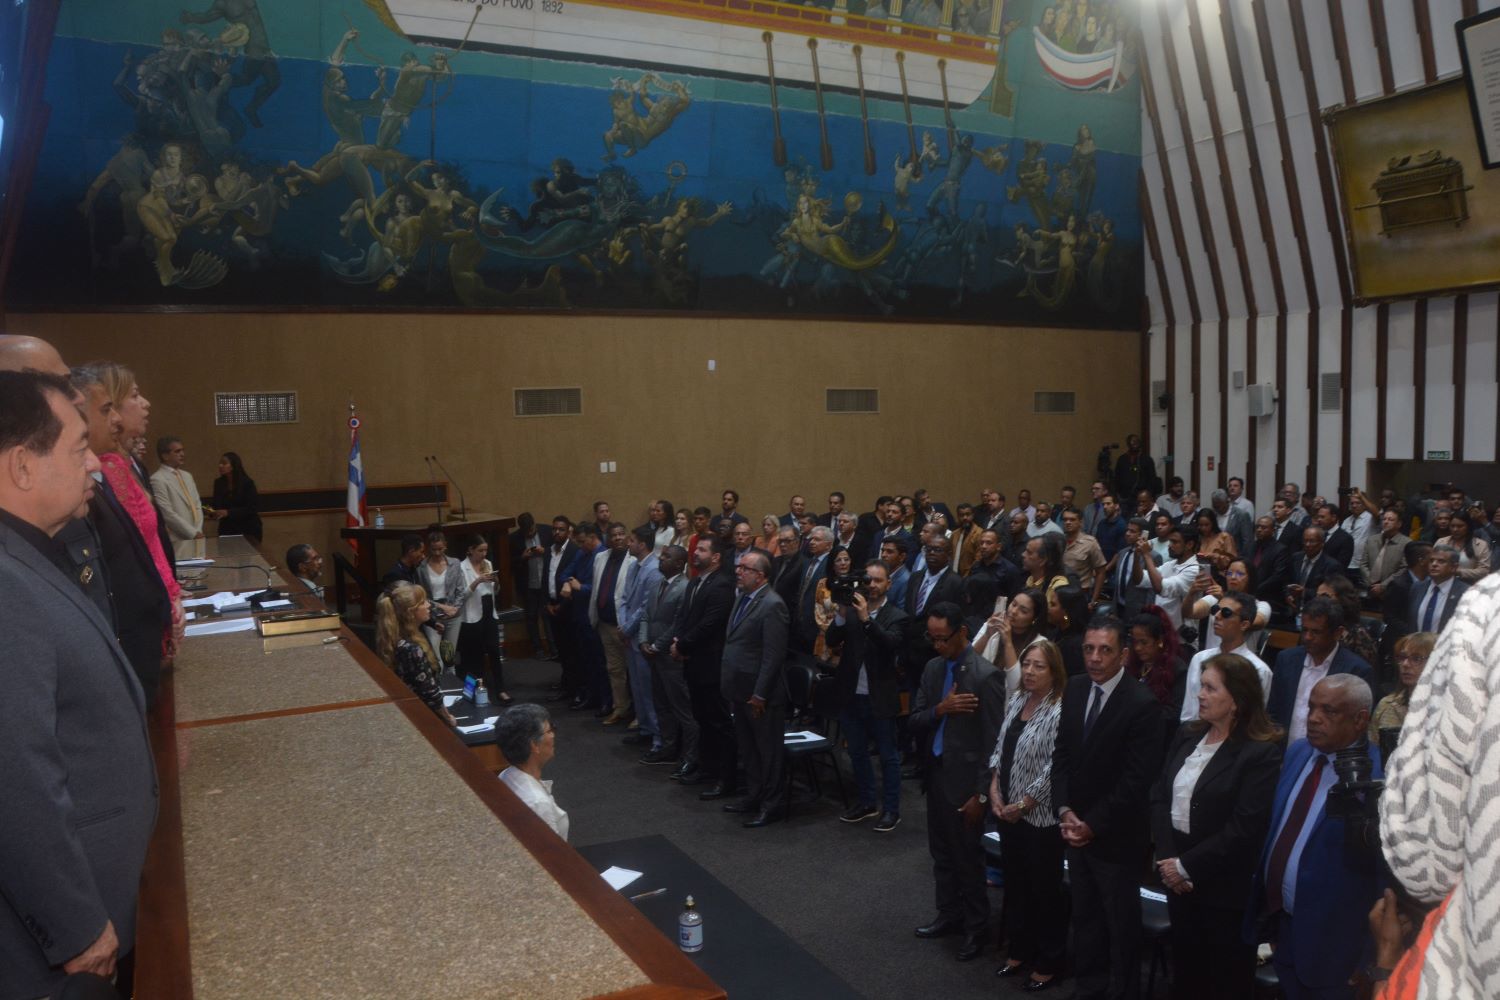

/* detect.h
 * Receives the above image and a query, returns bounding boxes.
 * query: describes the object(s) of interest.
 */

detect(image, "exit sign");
[1427,450,1452,461]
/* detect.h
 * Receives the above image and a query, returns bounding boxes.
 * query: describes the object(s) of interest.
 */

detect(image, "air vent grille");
[1151,380,1168,413]
[1034,391,1077,414]
[514,387,583,417]
[1319,372,1342,413]
[826,388,879,413]
[214,391,298,426]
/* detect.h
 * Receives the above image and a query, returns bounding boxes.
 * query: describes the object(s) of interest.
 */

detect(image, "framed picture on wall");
[1324,78,1500,304]
[1457,6,1500,170]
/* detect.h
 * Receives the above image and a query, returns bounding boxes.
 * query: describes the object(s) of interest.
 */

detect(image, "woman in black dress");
[210,451,263,543]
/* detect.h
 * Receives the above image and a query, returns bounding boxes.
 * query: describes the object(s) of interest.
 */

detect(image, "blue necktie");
[931,659,958,757]
[1421,587,1439,632]
[730,592,753,631]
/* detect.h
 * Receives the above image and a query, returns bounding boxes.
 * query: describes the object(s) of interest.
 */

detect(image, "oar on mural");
[763,32,787,167]
[853,44,876,176]
[807,38,834,171]
[895,51,919,180]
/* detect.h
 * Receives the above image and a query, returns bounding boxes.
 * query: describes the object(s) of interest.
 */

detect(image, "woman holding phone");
[458,535,509,703]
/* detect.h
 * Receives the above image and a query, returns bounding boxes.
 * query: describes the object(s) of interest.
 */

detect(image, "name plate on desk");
[257,610,341,637]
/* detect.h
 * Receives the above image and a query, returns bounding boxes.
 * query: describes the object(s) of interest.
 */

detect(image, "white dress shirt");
[499,767,569,840]
[1288,644,1340,743]
[1155,558,1202,629]
[1171,734,1224,834]
[1417,577,1454,632]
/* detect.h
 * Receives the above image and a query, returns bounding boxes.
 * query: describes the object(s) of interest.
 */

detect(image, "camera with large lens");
[1327,743,1384,854]
[828,573,867,606]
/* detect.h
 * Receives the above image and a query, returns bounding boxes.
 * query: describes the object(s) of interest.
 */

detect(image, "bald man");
[0,333,69,376]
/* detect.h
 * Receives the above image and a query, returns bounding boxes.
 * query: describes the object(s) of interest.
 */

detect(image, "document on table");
[783,731,824,743]
[182,591,256,612]
[443,695,462,707]
[456,723,494,735]
[258,599,294,610]
[185,618,257,637]
[600,867,643,891]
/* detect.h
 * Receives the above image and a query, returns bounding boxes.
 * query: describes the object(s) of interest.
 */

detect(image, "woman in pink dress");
[94,362,184,658]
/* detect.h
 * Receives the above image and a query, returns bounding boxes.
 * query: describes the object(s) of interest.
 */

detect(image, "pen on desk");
[629,888,668,902]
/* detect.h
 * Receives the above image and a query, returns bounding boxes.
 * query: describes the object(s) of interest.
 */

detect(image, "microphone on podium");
[423,456,444,524]
[429,454,468,522]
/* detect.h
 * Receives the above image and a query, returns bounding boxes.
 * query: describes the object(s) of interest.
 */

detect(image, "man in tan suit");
[1364,507,1411,598]
[150,435,206,559]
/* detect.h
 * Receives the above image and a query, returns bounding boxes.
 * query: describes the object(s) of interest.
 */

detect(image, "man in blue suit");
[1266,596,1374,744]
[1249,674,1384,999]
[1406,544,1468,635]
[557,522,605,711]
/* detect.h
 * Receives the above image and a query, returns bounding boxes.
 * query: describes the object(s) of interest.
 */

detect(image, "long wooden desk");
[137,538,722,999]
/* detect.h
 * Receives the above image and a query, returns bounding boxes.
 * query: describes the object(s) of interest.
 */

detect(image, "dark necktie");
[1421,587,1440,632]
[1263,755,1328,915]
[1082,684,1104,741]
[730,592,753,631]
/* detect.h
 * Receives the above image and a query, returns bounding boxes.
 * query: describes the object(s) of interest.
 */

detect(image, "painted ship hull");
[376,0,1000,108]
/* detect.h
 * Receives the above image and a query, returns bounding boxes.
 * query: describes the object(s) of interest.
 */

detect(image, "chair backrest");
[785,658,817,710]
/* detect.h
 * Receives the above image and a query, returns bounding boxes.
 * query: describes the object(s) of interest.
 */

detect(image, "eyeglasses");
[1214,605,1240,619]
[1394,653,1428,663]
[926,631,955,643]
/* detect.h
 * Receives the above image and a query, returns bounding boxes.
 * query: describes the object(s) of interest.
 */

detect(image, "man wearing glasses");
[719,550,791,828]
[908,602,1007,961]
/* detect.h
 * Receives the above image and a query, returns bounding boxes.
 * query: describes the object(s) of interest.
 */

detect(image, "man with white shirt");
[1026,501,1063,539]
[1157,476,1186,519]
[285,543,325,600]
[1266,597,1375,742]
[1008,488,1037,524]
[1407,545,1468,635]
[149,436,205,559]
[589,523,638,725]
[1338,492,1374,570]
[1150,526,1202,629]
[1181,592,1271,721]
[1227,476,1255,522]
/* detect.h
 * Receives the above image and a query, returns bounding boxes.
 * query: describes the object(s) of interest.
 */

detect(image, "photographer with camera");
[1250,674,1384,1000]
[827,561,909,832]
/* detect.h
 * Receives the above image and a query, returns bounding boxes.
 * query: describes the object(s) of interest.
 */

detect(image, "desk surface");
[139,539,721,1000]
[576,835,864,1000]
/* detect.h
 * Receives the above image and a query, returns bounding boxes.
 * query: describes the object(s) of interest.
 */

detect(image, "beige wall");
[18,312,1139,569]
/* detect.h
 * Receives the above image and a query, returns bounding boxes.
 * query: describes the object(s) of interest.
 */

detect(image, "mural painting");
[9,0,1143,326]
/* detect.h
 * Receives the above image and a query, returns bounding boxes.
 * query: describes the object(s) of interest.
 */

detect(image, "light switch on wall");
[599,461,609,474]
[707,360,716,371]
[608,461,617,473]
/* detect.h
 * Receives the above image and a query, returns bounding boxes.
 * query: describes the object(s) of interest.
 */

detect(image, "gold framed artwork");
[1325,78,1500,304]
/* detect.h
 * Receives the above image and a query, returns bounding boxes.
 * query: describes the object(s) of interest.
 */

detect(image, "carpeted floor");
[500,656,1173,1000]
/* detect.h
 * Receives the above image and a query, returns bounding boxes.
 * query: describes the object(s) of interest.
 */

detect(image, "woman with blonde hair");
[377,582,458,726]
[1370,632,1435,743]
[756,514,780,551]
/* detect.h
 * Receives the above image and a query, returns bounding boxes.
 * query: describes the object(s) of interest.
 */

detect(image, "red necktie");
[1263,755,1326,915]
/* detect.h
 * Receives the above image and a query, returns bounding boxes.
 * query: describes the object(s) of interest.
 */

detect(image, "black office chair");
[1254,959,1280,997]
[1139,886,1171,998]
[781,659,848,816]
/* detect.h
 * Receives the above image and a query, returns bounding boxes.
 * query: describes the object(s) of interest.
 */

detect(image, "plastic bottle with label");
[678,896,703,953]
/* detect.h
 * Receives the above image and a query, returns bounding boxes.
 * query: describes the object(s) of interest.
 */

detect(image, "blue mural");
[9,0,1143,326]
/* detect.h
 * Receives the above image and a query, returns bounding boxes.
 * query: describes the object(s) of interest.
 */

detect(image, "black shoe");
[955,935,983,962]
[873,811,901,833]
[742,809,784,828]
[1022,976,1058,992]
[914,918,962,939]
[620,732,651,746]
[568,697,591,711]
[721,799,758,814]
[641,747,679,764]
[593,707,611,719]
[546,691,572,702]
[996,961,1025,979]
[674,767,706,785]
[839,803,879,824]
[698,784,737,801]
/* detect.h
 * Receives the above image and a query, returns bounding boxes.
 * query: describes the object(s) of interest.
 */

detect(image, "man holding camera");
[827,561,909,832]
[1250,674,1384,1000]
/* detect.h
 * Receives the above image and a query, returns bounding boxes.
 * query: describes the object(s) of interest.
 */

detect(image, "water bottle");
[374,507,385,528]
[475,681,490,708]
[678,895,703,953]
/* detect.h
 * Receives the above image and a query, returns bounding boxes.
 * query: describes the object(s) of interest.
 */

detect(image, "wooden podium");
[341,512,516,620]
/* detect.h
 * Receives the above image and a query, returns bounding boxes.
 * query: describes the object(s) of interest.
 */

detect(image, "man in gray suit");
[641,545,692,768]
[0,370,157,998]
[908,600,1008,962]
[719,548,791,828]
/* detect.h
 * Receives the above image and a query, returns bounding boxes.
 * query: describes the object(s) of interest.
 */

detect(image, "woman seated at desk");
[497,704,568,840]
[377,582,458,727]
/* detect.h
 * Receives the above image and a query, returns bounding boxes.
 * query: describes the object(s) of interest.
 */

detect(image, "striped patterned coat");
[988,690,1063,828]
[1380,575,1500,999]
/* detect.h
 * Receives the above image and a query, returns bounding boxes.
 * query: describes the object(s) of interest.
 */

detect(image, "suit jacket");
[1273,518,1304,550]
[1288,552,1345,593]
[900,567,966,675]
[827,600,909,719]
[557,545,595,623]
[1323,528,1355,570]
[1407,577,1469,634]
[547,540,577,602]
[833,534,867,569]
[149,465,205,558]
[919,502,956,531]
[1150,727,1282,909]
[618,552,661,639]
[1363,532,1410,589]
[88,476,171,705]
[791,551,831,647]
[1051,671,1165,862]
[508,524,555,590]
[950,524,984,576]
[1249,539,1291,608]
[0,520,158,998]
[587,549,637,628]
[1246,739,1384,987]
[1266,646,1375,732]
[771,550,806,611]
[670,569,734,686]
[908,645,1007,803]
[719,585,790,704]
[641,572,688,650]
[1381,571,1418,636]
[1224,507,1254,560]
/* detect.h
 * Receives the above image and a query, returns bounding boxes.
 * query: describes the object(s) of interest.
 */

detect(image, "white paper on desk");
[783,730,824,743]
[183,590,255,610]
[483,715,499,725]
[258,599,294,610]
[184,618,257,637]
[456,723,494,734]
[177,558,215,567]
[600,867,643,891]
[443,695,462,707]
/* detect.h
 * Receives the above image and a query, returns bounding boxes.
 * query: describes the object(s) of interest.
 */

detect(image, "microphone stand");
[424,456,445,523]
[430,454,467,522]
[218,564,279,605]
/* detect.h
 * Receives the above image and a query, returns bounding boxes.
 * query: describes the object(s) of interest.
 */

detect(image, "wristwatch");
[977,793,988,805]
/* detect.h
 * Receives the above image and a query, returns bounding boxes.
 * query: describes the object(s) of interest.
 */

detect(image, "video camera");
[1327,743,1384,855]
[1096,442,1120,481]
[827,573,868,606]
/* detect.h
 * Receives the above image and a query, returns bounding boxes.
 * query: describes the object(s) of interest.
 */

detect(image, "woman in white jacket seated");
[497,703,568,840]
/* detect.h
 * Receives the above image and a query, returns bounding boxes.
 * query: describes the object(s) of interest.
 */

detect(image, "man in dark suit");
[827,560,909,831]
[1249,515,1292,612]
[382,532,426,589]
[914,488,955,531]
[640,545,692,767]
[832,511,864,566]
[1408,544,1468,635]
[855,494,891,546]
[545,518,584,705]
[777,494,807,527]
[816,491,846,529]
[1376,542,1430,676]
[790,526,834,654]
[718,549,790,827]
[557,523,606,711]
[1313,504,1355,572]
[73,365,174,706]
[1267,597,1375,743]
[1051,615,1164,999]
[902,536,965,683]
[0,370,158,997]
[874,499,917,565]
[1271,498,1305,550]
[508,512,554,659]
[670,537,735,791]
[1113,433,1159,502]
[966,529,1023,599]
[770,524,805,610]
[1249,675,1384,999]
[908,601,1007,961]
[1287,526,1345,610]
